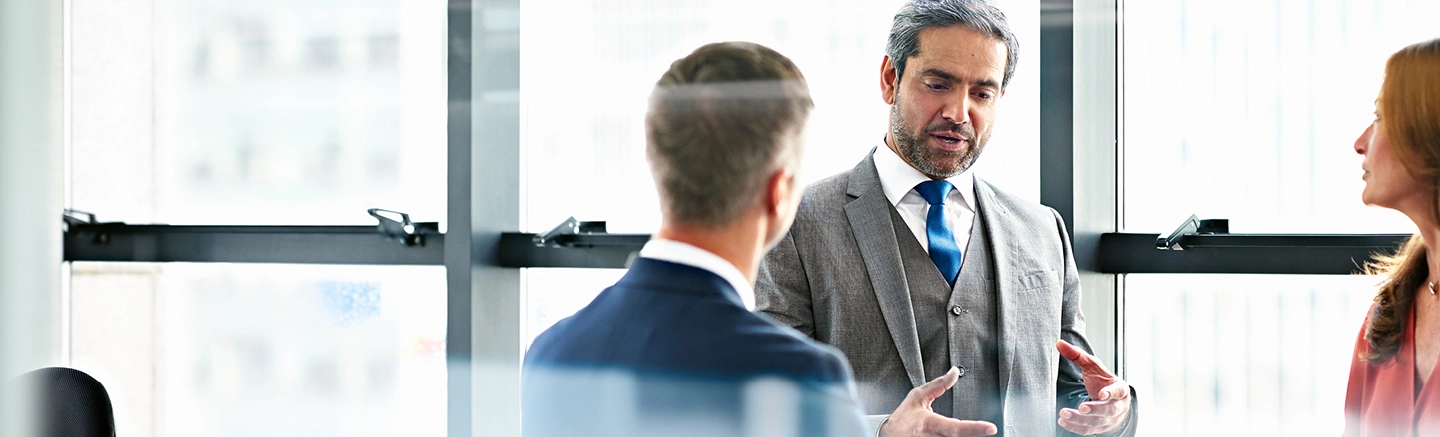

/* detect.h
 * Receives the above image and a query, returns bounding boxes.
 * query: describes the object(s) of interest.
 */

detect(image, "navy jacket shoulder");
[522,258,867,437]
[524,257,850,382]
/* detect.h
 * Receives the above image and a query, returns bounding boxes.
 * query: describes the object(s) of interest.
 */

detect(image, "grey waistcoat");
[888,203,1002,426]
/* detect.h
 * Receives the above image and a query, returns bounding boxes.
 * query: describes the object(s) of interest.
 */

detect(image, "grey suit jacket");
[757,151,1136,437]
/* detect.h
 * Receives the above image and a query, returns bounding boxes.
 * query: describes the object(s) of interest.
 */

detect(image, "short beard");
[889,104,988,178]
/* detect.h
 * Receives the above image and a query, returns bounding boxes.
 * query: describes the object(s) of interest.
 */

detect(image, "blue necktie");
[915,180,962,286]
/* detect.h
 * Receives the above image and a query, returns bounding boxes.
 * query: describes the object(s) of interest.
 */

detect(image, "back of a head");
[1381,37,1440,185]
[15,367,116,437]
[886,0,1019,89]
[646,42,813,228]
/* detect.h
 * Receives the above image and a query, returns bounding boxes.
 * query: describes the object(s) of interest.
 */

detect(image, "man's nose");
[942,97,970,125]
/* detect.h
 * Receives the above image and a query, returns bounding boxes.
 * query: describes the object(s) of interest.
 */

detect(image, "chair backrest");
[17,367,116,437]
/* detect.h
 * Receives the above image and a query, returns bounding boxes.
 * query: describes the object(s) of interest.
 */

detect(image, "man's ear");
[765,166,798,217]
[880,55,899,105]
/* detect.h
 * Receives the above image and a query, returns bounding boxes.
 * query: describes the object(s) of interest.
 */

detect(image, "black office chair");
[16,367,116,437]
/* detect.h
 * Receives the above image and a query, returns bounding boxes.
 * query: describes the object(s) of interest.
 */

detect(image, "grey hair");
[645,42,813,227]
[886,0,1020,89]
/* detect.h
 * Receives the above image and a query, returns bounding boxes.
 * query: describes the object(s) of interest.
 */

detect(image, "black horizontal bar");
[1098,233,1410,274]
[541,233,652,248]
[64,224,444,265]
[1178,233,1410,249]
[498,231,1410,273]
[496,232,648,268]
[78,224,1403,274]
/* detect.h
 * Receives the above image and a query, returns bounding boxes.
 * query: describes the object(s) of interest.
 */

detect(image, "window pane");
[69,263,446,437]
[1124,274,1377,436]
[523,268,626,346]
[1121,0,1436,233]
[69,0,446,226]
[518,0,1040,345]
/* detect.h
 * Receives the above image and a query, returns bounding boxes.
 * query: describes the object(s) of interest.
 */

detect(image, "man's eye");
[926,83,947,91]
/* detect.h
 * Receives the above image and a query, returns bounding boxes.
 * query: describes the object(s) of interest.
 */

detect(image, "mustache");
[923,121,976,141]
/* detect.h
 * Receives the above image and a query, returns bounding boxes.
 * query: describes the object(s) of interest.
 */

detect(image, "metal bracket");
[533,217,614,247]
[63,209,97,229]
[1156,215,1229,250]
[63,209,122,244]
[367,208,438,247]
[496,217,649,268]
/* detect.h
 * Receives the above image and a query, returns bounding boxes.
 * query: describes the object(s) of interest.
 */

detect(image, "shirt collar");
[874,141,976,212]
[638,238,755,310]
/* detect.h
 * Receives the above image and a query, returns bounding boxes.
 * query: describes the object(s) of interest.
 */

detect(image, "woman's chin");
[1359,194,1389,210]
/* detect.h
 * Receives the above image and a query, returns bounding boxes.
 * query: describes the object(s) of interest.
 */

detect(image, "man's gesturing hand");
[880,367,997,437]
[1056,340,1131,435]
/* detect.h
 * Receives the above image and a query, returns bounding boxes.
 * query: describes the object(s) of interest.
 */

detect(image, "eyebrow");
[918,67,1000,89]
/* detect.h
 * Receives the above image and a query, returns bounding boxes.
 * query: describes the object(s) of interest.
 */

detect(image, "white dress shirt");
[638,238,755,311]
[873,143,977,258]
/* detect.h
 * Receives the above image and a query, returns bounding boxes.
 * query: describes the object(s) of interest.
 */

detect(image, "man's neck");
[653,219,764,285]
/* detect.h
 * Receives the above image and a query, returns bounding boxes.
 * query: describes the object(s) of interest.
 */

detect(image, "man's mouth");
[930,131,968,151]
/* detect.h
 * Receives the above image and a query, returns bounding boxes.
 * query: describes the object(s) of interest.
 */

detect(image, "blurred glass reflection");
[68,263,446,437]
[523,367,866,437]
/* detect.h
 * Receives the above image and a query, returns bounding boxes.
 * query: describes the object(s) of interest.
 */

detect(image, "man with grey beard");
[755,1,1138,436]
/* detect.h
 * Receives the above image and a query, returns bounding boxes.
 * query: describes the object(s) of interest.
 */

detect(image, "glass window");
[68,263,447,437]
[519,0,1041,347]
[68,0,446,226]
[523,268,626,346]
[1117,3,1437,435]
[1121,0,1439,234]
[64,1,450,436]
[1124,274,1376,436]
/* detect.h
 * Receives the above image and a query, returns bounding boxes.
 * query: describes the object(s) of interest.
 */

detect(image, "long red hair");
[1363,37,1440,364]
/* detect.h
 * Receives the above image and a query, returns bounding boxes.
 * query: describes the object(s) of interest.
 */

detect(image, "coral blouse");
[1345,305,1440,436]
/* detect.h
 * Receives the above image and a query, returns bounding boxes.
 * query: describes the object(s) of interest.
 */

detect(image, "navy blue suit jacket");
[522,258,868,437]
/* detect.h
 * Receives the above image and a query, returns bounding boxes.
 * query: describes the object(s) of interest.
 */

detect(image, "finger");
[1075,399,1124,417]
[906,367,960,407]
[1055,340,1111,376]
[1093,381,1130,402]
[1057,416,1112,436]
[1058,408,1121,433]
[928,417,997,437]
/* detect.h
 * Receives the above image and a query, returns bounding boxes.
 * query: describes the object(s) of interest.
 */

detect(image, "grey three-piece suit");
[757,150,1137,436]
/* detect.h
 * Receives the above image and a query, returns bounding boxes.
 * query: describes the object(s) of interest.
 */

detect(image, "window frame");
[55,0,1417,433]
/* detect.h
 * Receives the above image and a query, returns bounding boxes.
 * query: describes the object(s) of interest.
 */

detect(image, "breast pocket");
[1005,269,1062,327]
[1008,269,1058,292]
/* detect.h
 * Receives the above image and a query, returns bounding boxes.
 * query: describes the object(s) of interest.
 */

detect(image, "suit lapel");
[975,179,1019,401]
[845,153,926,388]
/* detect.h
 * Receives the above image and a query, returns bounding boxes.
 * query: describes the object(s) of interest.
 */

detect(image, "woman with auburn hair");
[1346,37,1440,436]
